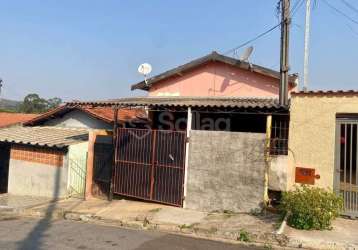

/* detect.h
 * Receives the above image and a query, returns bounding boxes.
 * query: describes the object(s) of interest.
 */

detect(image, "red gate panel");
[113,128,186,206]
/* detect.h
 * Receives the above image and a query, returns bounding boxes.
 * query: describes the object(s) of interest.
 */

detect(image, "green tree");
[18,94,62,113]
[47,97,62,110]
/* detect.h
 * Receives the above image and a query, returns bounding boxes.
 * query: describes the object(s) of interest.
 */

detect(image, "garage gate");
[113,128,186,206]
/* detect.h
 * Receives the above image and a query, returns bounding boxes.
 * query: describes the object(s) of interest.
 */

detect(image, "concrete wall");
[288,94,358,190]
[185,130,266,212]
[44,110,112,130]
[8,155,68,198]
[149,61,296,97]
[268,155,288,191]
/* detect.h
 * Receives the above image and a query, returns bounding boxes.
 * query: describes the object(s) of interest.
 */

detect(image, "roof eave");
[131,52,298,91]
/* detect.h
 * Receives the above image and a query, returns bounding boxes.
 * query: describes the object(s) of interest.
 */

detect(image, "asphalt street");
[0,217,267,250]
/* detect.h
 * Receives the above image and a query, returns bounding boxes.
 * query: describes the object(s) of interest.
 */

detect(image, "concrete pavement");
[284,217,358,250]
[23,197,285,246]
[0,217,268,250]
[6,195,358,249]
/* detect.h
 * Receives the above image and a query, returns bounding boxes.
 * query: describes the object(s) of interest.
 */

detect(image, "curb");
[62,211,291,249]
[0,207,296,249]
[285,236,358,250]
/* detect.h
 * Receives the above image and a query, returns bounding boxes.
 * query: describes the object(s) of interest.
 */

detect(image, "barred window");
[270,115,289,155]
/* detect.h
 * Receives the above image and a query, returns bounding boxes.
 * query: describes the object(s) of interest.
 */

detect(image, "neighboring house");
[131,51,298,97]
[288,90,358,218]
[0,112,38,128]
[67,52,298,212]
[0,126,88,197]
[24,105,147,129]
[0,105,148,198]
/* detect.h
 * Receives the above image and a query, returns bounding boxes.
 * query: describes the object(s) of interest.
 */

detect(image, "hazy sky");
[0,0,357,101]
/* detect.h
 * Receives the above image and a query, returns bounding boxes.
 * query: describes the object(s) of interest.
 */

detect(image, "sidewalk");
[2,195,358,249]
[284,218,358,250]
[18,197,287,247]
[0,193,53,211]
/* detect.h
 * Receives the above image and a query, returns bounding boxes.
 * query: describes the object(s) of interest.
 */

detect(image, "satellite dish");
[239,46,254,62]
[138,63,152,86]
[138,63,152,76]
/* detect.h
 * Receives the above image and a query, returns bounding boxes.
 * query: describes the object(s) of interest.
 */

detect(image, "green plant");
[178,223,197,230]
[264,243,273,250]
[280,185,343,230]
[149,208,161,213]
[143,217,150,227]
[238,229,251,242]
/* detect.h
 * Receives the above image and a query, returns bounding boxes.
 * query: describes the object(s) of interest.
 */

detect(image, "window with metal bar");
[270,115,289,155]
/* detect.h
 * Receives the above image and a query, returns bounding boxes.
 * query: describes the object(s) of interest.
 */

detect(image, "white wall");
[8,158,68,198]
[67,142,88,196]
[44,110,112,130]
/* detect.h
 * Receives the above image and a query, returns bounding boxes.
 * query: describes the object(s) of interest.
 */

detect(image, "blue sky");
[0,0,357,101]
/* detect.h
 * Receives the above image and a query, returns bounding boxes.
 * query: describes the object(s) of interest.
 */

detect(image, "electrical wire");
[223,24,281,55]
[223,0,305,56]
[341,0,358,16]
[322,0,358,25]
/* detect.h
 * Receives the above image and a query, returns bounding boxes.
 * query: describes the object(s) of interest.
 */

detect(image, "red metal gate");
[113,128,186,206]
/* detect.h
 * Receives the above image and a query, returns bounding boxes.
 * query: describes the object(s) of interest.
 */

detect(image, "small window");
[270,115,289,155]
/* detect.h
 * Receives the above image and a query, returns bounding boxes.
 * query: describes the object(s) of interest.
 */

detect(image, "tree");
[18,94,62,114]
[47,97,62,110]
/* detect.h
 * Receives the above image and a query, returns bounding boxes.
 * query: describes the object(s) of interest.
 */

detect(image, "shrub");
[238,229,251,242]
[280,185,343,230]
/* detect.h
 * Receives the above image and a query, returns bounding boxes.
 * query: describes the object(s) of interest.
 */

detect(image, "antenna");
[138,63,152,85]
[239,46,254,62]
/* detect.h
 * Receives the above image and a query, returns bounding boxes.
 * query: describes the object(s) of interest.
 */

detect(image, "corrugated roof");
[67,96,285,109]
[0,126,88,148]
[24,105,148,126]
[131,51,298,91]
[292,90,358,96]
[0,112,39,128]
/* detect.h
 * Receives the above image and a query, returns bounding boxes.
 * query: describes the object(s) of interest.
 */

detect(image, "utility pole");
[0,79,3,100]
[303,0,311,92]
[279,0,290,106]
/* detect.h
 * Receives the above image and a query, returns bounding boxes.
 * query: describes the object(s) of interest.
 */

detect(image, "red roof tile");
[0,112,39,128]
[24,105,148,126]
[82,107,147,123]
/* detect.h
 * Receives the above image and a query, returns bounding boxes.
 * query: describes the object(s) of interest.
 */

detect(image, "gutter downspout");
[183,107,192,208]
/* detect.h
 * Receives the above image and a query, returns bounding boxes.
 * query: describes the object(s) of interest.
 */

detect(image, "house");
[0,105,148,198]
[68,52,298,212]
[131,51,298,97]
[0,112,38,128]
[288,90,358,218]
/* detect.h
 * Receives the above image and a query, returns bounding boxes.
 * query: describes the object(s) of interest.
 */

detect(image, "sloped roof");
[131,51,298,91]
[67,96,286,109]
[0,126,88,148]
[0,112,39,128]
[24,105,148,126]
[292,90,358,96]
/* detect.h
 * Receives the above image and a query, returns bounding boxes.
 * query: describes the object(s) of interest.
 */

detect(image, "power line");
[223,0,305,56]
[223,24,281,55]
[322,0,358,25]
[341,0,358,16]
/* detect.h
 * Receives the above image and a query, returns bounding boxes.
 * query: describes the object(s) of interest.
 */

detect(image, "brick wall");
[10,145,64,167]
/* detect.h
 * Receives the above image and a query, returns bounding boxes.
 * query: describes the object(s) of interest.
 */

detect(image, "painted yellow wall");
[288,94,358,190]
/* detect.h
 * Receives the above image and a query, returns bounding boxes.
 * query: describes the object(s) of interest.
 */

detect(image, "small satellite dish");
[138,63,152,86]
[239,46,254,62]
[138,63,152,76]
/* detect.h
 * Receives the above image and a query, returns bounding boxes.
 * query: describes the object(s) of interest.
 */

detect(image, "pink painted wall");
[149,61,296,97]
